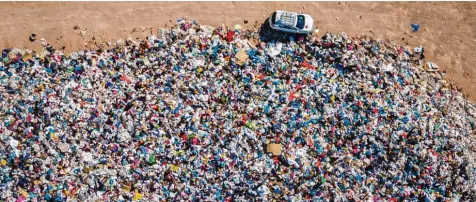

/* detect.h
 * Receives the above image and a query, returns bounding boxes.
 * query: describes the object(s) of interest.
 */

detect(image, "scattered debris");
[80,29,86,37]
[234,49,249,65]
[29,33,37,42]
[267,143,282,155]
[411,23,420,32]
[424,62,440,72]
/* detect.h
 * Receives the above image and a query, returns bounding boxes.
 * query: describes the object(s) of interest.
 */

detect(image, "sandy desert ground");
[0,2,475,100]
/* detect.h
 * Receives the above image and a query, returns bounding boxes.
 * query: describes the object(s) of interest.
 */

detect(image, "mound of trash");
[0,19,475,201]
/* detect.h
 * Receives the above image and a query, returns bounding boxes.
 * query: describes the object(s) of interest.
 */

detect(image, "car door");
[278,25,298,33]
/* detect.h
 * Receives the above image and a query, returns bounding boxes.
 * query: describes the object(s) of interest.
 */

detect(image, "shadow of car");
[259,17,309,43]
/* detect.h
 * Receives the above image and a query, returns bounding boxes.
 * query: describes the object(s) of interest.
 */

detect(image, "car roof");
[275,11,298,28]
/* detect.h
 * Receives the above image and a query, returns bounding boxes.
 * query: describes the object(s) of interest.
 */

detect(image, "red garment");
[120,75,131,84]
[289,91,296,102]
[225,31,235,42]
[181,133,188,142]
[372,108,379,114]
[302,61,316,70]
[241,115,247,123]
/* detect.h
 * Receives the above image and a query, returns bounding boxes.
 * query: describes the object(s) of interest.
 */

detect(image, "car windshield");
[296,15,305,29]
[272,12,277,24]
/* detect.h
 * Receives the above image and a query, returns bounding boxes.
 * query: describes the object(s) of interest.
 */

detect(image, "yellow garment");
[170,164,179,172]
[121,184,131,192]
[23,54,33,61]
[19,189,29,197]
[197,67,204,73]
[133,191,143,201]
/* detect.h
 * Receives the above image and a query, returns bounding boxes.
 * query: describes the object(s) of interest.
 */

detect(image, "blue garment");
[411,24,420,32]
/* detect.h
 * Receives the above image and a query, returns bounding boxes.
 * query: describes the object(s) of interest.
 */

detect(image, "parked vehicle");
[268,10,314,34]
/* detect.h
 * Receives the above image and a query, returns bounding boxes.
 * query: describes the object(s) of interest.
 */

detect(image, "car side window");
[272,12,277,24]
[296,15,305,29]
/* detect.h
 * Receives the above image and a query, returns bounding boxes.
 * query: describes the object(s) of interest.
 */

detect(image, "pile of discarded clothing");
[0,19,474,201]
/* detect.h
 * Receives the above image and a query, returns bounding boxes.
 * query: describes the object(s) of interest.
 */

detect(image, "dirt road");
[1,2,475,100]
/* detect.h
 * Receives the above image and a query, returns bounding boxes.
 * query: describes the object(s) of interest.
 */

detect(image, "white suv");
[268,10,314,34]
